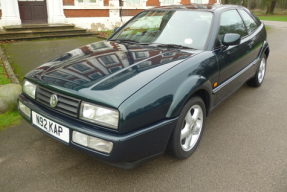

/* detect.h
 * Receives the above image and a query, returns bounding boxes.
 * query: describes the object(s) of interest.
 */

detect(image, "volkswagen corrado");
[18,4,270,169]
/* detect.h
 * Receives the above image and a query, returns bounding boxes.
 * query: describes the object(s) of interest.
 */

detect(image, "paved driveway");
[1,21,287,192]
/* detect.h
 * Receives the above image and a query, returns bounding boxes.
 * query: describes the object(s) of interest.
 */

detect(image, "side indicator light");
[213,82,218,87]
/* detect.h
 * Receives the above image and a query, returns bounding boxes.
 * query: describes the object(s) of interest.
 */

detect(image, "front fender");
[166,75,213,118]
[119,52,218,134]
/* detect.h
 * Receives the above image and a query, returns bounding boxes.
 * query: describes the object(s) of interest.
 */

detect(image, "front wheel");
[168,96,206,159]
[247,55,267,87]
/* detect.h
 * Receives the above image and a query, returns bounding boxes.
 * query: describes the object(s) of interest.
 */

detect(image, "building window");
[78,0,96,3]
[133,51,149,60]
[137,61,151,68]
[68,62,94,73]
[193,0,202,3]
[126,0,140,4]
[89,72,103,80]
[99,55,119,66]
[163,0,174,4]
[91,42,107,50]
[109,66,122,73]
[123,0,146,7]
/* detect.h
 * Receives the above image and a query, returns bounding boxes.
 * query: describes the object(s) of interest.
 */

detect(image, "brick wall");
[181,0,191,4]
[64,9,110,17]
[121,9,145,16]
[63,0,75,5]
[146,0,160,6]
[104,0,110,6]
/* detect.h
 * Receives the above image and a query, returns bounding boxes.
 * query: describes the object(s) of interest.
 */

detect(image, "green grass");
[257,15,287,22]
[98,30,114,38]
[21,35,98,42]
[265,26,271,30]
[0,63,10,85]
[0,56,22,131]
[253,12,261,15]
[1,44,25,82]
[0,110,22,131]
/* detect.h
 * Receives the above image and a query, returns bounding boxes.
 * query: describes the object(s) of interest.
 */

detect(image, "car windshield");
[110,10,213,50]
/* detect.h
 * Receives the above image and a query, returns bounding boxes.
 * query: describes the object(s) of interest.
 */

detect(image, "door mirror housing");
[222,33,241,46]
[113,27,120,34]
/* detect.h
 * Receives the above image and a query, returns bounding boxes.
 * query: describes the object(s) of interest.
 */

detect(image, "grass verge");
[97,30,113,38]
[257,15,287,22]
[0,62,10,85]
[0,44,25,82]
[0,110,22,131]
[0,53,22,131]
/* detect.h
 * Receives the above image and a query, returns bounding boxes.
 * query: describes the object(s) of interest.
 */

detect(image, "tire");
[168,96,206,159]
[247,55,267,87]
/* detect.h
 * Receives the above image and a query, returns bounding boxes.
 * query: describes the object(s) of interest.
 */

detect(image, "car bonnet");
[25,40,201,108]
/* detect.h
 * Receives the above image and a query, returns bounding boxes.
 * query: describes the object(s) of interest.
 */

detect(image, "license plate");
[32,111,70,143]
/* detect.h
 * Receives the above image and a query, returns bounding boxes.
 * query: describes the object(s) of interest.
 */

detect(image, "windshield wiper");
[156,44,194,49]
[114,39,150,45]
[115,39,140,44]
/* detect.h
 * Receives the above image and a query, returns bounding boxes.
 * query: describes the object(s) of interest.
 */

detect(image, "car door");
[238,9,262,72]
[214,9,255,103]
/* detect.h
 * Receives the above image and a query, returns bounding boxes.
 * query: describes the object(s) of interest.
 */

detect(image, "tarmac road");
[1,21,287,192]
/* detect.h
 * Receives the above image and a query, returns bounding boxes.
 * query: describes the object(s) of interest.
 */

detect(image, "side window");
[238,10,258,34]
[218,10,247,46]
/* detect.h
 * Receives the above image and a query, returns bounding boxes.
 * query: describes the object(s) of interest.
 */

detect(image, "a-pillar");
[46,0,66,24]
[0,0,21,26]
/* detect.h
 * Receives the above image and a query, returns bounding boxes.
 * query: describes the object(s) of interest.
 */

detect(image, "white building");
[0,0,219,30]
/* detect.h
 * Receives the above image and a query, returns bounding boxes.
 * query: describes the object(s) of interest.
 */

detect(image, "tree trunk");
[266,5,269,14]
[269,0,277,13]
[242,0,246,7]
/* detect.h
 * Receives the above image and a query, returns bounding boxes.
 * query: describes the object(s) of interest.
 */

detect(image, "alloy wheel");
[180,104,203,151]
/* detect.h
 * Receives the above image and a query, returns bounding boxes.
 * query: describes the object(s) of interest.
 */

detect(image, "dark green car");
[18,4,269,168]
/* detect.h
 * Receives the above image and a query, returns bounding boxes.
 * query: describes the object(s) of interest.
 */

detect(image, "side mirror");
[222,33,241,46]
[113,27,120,34]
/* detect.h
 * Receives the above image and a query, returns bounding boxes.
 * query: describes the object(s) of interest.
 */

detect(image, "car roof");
[150,4,244,12]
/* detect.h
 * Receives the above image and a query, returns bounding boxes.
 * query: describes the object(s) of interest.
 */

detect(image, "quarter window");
[218,10,247,46]
[238,10,258,34]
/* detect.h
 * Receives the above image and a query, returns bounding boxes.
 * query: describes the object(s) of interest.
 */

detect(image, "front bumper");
[18,93,177,169]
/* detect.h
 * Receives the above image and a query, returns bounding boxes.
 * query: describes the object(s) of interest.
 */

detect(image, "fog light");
[72,131,113,154]
[72,131,88,147]
[88,136,113,154]
[19,101,31,119]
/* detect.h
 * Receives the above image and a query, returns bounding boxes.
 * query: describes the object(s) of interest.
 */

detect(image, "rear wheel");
[168,96,206,159]
[247,55,267,87]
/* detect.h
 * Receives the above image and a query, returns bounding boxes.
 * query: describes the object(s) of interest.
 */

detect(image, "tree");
[266,0,277,14]
[242,0,247,7]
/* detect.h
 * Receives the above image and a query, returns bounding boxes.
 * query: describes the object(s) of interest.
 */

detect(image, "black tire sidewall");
[170,96,206,159]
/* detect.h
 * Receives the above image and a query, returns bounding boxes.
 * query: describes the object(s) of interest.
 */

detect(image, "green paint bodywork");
[23,5,269,134]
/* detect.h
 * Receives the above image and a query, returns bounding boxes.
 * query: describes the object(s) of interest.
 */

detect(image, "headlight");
[18,101,31,119]
[23,79,37,99]
[80,102,119,129]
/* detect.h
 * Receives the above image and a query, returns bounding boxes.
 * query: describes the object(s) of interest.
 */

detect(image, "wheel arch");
[258,41,269,59]
[264,47,270,59]
[166,75,213,118]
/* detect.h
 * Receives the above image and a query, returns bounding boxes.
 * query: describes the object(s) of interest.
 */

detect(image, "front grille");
[36,86,81,118]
